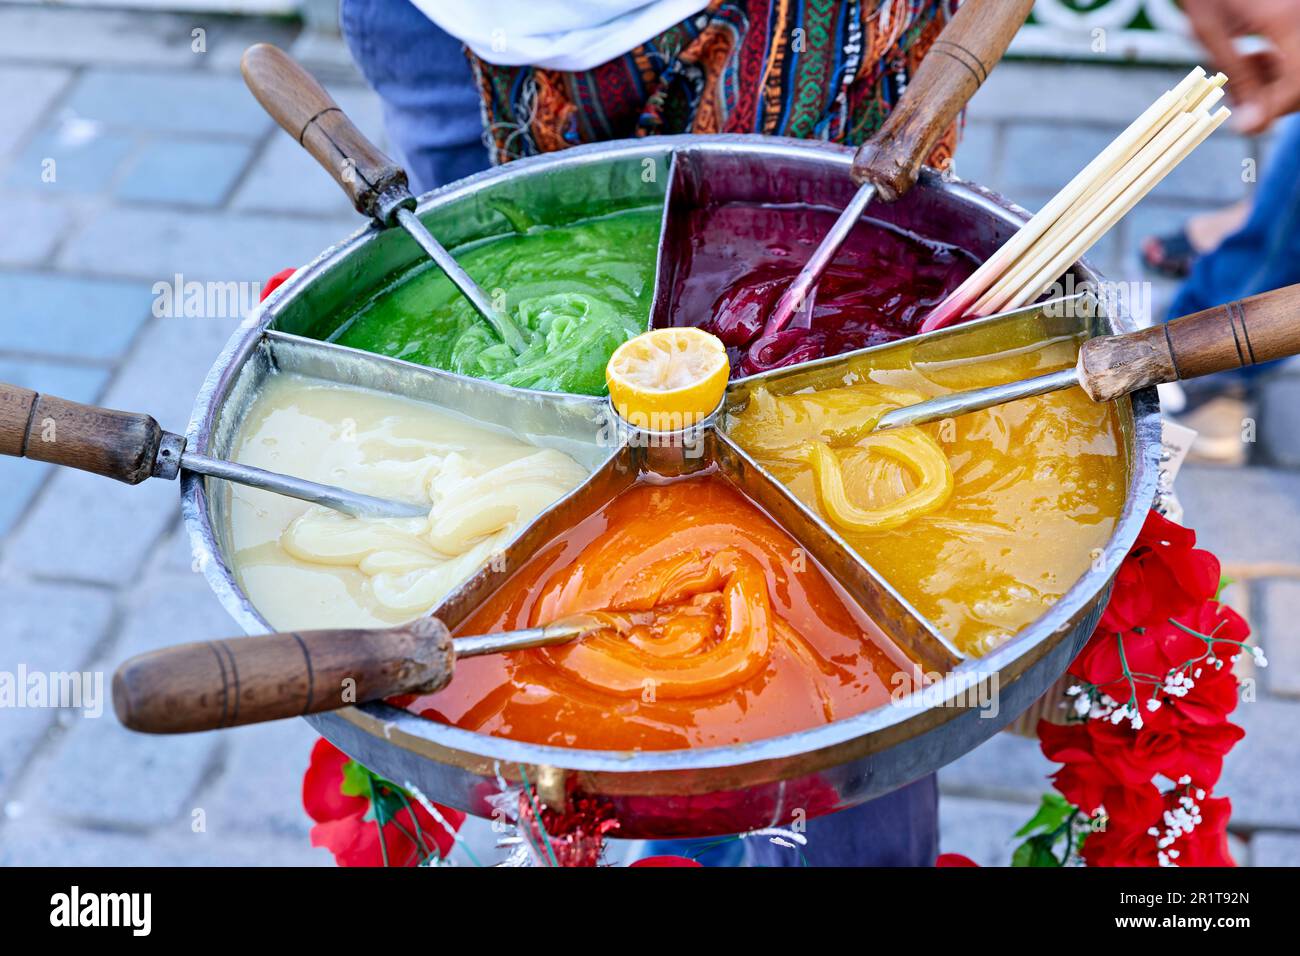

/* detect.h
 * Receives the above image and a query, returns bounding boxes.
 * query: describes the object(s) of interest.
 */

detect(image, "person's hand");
[1182,0,1300,133]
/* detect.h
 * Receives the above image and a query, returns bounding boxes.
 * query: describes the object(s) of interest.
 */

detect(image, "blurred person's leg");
[743,774,940,867]
[1141,201,1248,278]
[1169,114,1300,321]
[340,0,489,192]
[634,774,939,867]
[1159,114,1300,462]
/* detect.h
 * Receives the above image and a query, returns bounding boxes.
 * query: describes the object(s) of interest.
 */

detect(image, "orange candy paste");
[402,475,917,750]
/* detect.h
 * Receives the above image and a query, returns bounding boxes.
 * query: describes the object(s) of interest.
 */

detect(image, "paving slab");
[34,714,220,830]
[0,581,115,799]
[0,321,253,583]
[0,358,110,536]
[198,720,320,841]
[0,8,213,67]
[939,730,1054,803]
[1,305,253,583]
[0,819,324,866]
[1177,465,1300,566]
[1256,579,1300,699]
[0,65,73,158]
[3,466,177,586]
[0,192,78,266]
[0,355,110,404]
[0,271,151,360]
[939,795,1036,867]
[1217,697,1300,830]
[200,17,304,73]
[99,312,257,428]
[1258,376,1300,469]
[0,458,57,540]
[60,68,271,138]
[1250,831,1300,867]
[154,519,205,578]
[230,86,387,216]
[116,137,255,206]
[4,123,136,194]
[111,573,241,661]
[58,205,359,282]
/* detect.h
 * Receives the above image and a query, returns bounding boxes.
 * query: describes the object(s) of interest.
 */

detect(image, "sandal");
[1140,229,1198,279]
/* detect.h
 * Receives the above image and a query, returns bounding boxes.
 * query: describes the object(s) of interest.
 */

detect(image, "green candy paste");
[332,206,661,395]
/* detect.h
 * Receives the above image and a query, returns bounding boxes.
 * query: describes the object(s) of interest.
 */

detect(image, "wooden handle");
[0,384,166,485]
[1078,283,1300,402]
[241,43,414,223]
[113,617,455,734]
[851,0,1034,199]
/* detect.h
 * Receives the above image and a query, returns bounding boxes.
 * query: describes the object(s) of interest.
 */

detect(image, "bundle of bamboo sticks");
[920,67,1230,333]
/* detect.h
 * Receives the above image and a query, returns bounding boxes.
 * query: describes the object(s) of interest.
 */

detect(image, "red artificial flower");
[1038,720,1197,835]
[1097,510,1220,634]
[1070,596,1246,726]
[1141,700,1245,790]
[1082,789,1234,868]
[1160,663,1242,730]
[1080,782,1166,867]
[1147,601,1249,724]
[631,855,704,867]
[302,736,367,823]
[1071,628,1164,706]
[1101,779,1167,835]
[1038,722,1114,814]
[1082,718,1170,789]
[1082,821,1155,867]
[935,853,980,867]
[1175,793,1235,867]
[302,738,464,867]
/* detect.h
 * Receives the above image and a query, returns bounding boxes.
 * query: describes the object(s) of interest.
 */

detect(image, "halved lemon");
[606,328,729,431]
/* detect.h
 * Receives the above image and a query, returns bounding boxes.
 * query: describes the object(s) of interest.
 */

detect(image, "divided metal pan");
[183,135,1161,837]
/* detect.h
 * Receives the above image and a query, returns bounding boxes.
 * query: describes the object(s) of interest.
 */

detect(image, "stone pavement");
[0,7,1296,866]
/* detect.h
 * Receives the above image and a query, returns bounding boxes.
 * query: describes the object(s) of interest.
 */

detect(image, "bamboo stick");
[1000,107,1229,311]
[973,109,1202,315]
[919,67,1228,333]
[919,68,1208,331]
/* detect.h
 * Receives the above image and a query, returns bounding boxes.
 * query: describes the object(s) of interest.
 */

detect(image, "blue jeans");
[339,0,490,192]
[642,774,940,867]
[1167,113,1300,382]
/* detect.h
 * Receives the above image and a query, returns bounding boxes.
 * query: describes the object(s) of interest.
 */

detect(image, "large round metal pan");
[182,135,1160,838]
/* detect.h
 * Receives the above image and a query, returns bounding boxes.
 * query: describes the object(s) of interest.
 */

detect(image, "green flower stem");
[367,776,392,868]
[517,765,561,868]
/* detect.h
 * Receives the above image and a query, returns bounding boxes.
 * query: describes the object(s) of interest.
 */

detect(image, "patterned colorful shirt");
[468,0,962,167]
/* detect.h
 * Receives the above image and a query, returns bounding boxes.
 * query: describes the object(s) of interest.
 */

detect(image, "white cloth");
[410,0,711,71]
